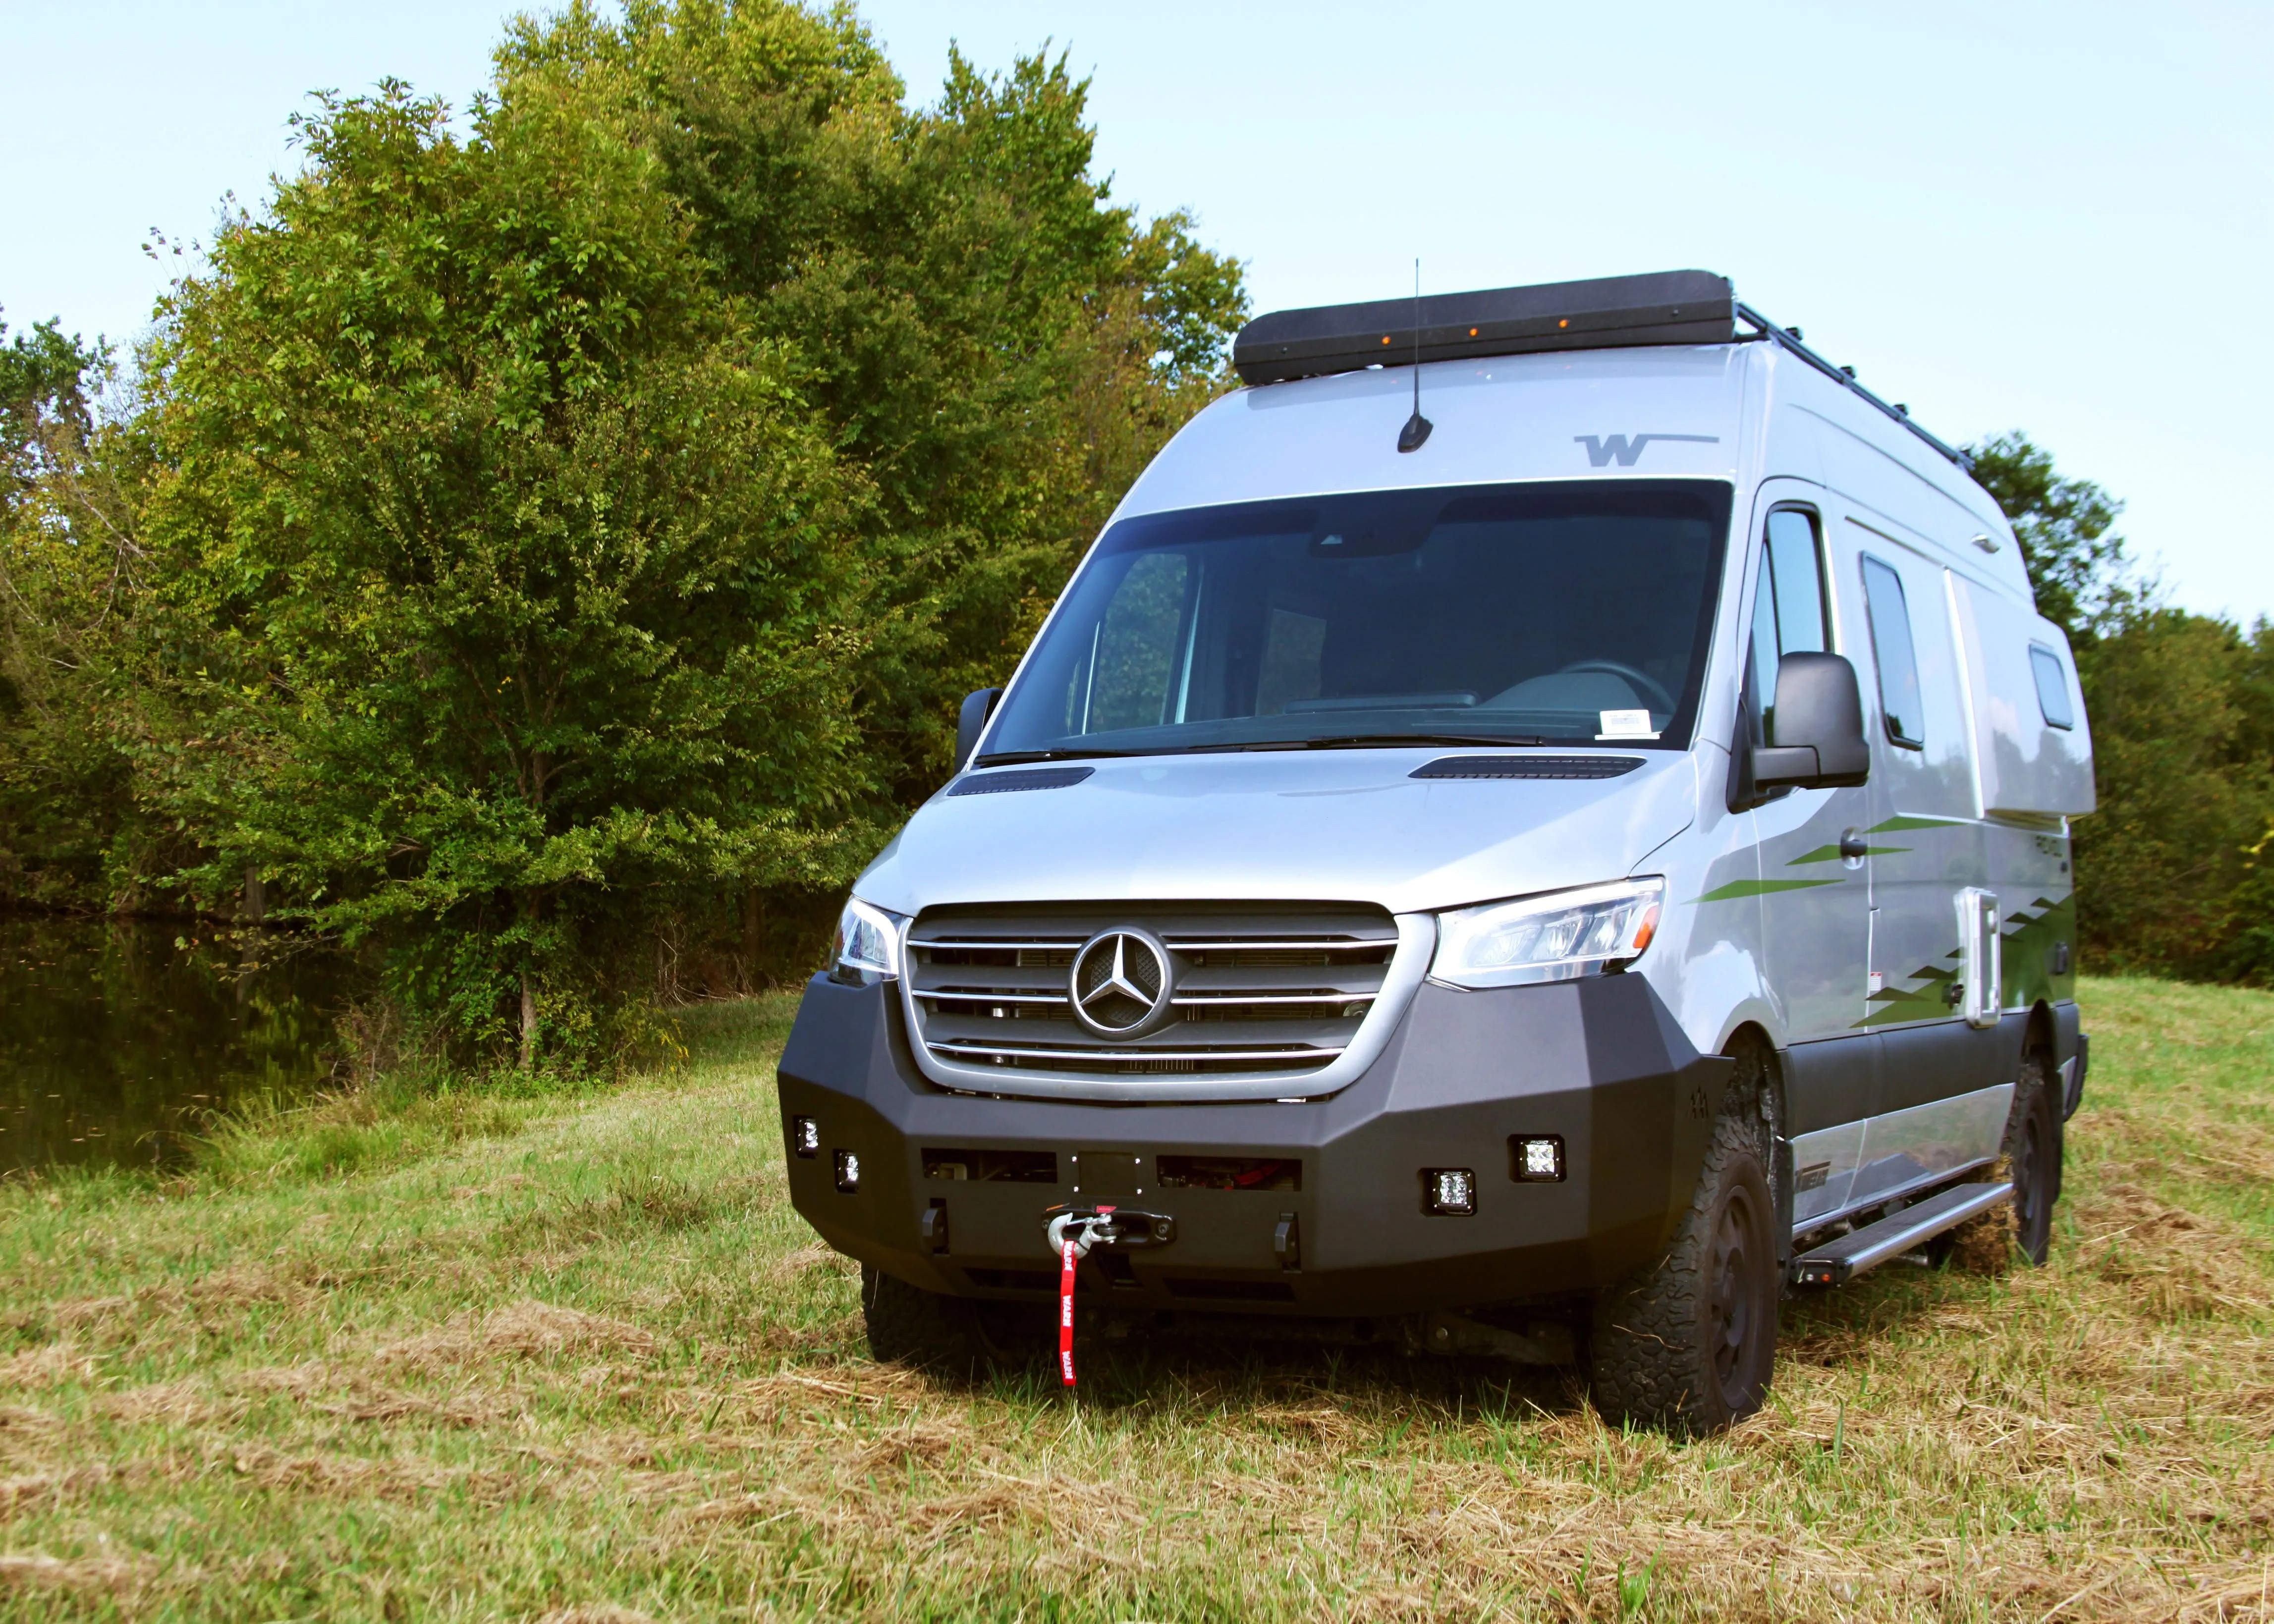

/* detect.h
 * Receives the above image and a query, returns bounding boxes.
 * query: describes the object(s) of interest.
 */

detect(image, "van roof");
[1232,270,1972,475]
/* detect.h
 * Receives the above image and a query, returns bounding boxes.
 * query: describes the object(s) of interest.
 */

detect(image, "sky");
[5,0,2269,621]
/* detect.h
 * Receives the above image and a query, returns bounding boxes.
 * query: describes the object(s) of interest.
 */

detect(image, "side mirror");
[1754,652,1870,789]
[952,687,1002,773]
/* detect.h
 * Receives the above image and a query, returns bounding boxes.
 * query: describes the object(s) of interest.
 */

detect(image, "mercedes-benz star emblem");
[1068,927,1174,1038]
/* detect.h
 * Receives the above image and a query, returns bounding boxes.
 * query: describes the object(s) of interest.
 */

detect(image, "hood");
[854,749,1698,919]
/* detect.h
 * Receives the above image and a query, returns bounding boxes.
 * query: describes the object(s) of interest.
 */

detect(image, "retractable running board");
[1790,1180,2014,1288]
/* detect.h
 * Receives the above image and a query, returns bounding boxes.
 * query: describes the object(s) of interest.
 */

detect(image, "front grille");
[906,902,1400,1083]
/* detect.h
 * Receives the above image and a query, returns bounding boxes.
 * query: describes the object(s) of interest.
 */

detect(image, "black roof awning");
[1232,270,1736,385]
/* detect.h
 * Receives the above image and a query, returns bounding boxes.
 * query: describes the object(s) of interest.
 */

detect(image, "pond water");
[0,915,352,1173]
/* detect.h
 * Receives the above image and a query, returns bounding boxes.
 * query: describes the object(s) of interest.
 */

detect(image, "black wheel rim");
[1706,1183,1766,1407]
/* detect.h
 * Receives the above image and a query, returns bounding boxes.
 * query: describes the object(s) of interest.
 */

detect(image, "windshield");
[981,480,1731,761]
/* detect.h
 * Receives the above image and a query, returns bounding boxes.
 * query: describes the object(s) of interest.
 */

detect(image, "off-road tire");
[1588,1096,1780,1434]
[861,1266,1038,1376]
[1936,1052,2060,1272]
[2004,1054,2059,1266]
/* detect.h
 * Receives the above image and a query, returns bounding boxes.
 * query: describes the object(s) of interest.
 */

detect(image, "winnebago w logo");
[1575,433,1721,468]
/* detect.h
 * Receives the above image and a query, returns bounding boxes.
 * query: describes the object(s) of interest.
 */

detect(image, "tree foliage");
[0,317,166,909]
[0,0,1249,1068]
[138,78,873,1063]
[498,0,1247,795]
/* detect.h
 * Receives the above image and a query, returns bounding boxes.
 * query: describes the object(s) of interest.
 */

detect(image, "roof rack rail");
[1731,304,1971,471]
[1229,271,1972,472]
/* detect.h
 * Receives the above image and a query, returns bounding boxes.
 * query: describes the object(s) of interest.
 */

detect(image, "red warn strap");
[1057,1237,1077,1385]
[1057,1204,1113,1388]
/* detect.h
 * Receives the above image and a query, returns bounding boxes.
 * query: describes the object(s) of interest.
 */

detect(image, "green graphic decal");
[1867,814,1969,833]
[1787,843,1907,865]
[1851,891,2077,1027]
[1999,892,2078,1005]
[1689,878,1842,903]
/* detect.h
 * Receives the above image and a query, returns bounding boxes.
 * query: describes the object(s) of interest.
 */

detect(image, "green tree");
[141,80,870,1065]
[0,315,166,911]
[2072,608,2274,974]
[11,0,1251,1062]
[499,0,1249,801]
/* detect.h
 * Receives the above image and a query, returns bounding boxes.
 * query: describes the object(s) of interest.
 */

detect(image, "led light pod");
[1425,1168,1477,1216]
[1512,1136,1566,1183]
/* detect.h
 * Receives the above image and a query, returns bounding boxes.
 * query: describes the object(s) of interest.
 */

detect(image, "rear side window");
[2029,644,2075,730]
[1860,555,1924,749]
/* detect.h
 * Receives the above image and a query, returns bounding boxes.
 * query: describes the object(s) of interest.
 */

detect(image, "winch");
[1041,1203,1177,1385]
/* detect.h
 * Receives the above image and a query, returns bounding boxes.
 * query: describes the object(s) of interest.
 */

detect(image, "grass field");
[0,976,2268,1622]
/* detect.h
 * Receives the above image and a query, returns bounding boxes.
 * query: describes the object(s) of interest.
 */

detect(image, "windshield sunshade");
[982,480,1731,761]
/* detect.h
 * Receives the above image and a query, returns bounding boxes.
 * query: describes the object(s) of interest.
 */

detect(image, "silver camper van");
[777,271,2095,1431]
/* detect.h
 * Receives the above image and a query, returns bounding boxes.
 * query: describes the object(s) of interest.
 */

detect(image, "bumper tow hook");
[1042,1205,1176,1387]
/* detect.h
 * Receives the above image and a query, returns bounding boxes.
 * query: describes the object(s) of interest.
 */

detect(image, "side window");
[1748,507,1827,739]
[1860,554,1925,749]
[1764,509,1828,654]
[1077,552,1190,734]
[2029,644,2075,730]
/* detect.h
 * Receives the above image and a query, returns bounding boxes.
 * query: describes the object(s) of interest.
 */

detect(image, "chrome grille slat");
[913,989,1067,1004]
[907,901,1399,1085]
[1162,938,1391,953]
[1170,992,1370,1006]
[929,1041,1344,1061]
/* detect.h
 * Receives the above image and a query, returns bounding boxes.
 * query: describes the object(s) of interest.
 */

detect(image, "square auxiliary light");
[833,1149,861,1194]
[1512,1135,1567,1183]
[792,1116,820,1158]
[1424,1168,1477,1216]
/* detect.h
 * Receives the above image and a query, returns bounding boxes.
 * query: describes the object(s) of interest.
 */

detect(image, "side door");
[1733,494,1875,1222]
[1850,529,2007,1204]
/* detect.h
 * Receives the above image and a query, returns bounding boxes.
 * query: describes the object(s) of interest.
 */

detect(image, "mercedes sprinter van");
[777,271,2095,1431]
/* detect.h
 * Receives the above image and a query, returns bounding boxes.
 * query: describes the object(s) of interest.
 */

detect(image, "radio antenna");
[1397,257,1432,452]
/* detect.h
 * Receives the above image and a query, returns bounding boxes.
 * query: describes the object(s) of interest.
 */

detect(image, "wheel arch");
[1718,1020,1791,1262]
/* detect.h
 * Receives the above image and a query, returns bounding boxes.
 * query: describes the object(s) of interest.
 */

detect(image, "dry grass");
[0,979,2268,1621]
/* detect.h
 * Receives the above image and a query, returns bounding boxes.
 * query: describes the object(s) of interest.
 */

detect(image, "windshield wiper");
[1306,733,1549,749]
[970,748,1138,767]
[1193,733,1549,753]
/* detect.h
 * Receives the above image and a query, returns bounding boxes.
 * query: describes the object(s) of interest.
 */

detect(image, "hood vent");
[1411,755,1644,780]
[946,766,1095,797]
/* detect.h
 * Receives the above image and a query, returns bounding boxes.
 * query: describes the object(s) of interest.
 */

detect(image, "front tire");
[1589,1092,1780,1434]
[861,1265,1039,1376]
[862,1265,990,1373]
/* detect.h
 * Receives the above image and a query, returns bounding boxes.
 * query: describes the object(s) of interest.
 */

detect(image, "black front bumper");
[776,972,1732,1319]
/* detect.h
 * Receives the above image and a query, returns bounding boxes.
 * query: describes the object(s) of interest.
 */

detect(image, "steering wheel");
[1556,659,1676,715]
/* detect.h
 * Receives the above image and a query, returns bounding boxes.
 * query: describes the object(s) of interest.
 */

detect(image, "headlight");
[1430,877,1664,989]
[830,897,905,985]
